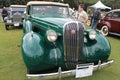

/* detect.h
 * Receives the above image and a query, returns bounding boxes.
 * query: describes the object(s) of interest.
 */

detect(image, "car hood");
[32,16,74,26]
[39,18,73,26]
[31,16,74,34]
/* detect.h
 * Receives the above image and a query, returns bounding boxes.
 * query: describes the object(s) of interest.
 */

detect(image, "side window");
[112,11,120,18]
[106,12,112,17]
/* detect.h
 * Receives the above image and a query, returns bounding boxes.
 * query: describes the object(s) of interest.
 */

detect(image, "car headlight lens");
[89,30,96,40]
[47,30,57,42]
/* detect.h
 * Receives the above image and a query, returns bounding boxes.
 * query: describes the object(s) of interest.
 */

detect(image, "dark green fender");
[82,30,110,64]
[21,32,66,71]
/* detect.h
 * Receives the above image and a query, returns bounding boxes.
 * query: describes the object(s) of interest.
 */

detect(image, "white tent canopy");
[89,1,111,9]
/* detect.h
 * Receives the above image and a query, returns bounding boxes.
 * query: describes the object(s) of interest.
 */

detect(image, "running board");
[109,32,120,36]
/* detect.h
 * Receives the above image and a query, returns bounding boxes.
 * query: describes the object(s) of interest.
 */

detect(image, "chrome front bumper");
[27,60,114,79]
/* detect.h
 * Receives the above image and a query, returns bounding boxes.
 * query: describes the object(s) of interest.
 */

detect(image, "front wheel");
[100,25,109,36]
[5,25,9,30]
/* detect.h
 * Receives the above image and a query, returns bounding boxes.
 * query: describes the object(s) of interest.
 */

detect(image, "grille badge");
[71,29,76,35]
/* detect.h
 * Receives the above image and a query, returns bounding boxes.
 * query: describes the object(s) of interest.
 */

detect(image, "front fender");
[104,21,111,30]
[98,21,111,31]
[21,32,65,71]
[82,30,111,64]
[21,32,44,71]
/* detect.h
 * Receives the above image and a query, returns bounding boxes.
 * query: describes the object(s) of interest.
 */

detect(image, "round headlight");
[89,30,96,40]
[47,30,57,42]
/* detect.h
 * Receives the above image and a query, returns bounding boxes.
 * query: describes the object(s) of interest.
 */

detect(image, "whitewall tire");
[100,25,109,36]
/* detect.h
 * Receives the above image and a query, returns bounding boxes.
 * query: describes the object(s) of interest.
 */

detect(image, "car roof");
[27,1,69,7]
[10,5,26,8]
[109,9,120,13]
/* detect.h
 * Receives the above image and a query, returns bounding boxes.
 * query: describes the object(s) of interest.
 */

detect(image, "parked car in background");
[97,9,120,36]
[4,5,26,30]
[21,1,113,79]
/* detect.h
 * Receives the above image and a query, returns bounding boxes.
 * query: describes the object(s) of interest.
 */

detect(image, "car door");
[110,11,120,33]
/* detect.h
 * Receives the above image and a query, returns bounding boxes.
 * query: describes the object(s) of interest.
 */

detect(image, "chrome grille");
[64,22,84,69]
[12,13,22,23]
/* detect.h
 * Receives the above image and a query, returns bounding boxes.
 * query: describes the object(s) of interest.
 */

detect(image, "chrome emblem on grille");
[71,29,76,35]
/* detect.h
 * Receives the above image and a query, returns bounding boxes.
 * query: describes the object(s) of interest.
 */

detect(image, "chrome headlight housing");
[89,30,96,40]
[47,30,57,42]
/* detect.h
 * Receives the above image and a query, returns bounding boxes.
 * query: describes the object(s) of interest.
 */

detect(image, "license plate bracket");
[14,23,19,26]
[75,63,94,78]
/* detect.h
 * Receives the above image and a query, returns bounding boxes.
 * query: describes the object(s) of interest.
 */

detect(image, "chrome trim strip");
[54,48,58,66]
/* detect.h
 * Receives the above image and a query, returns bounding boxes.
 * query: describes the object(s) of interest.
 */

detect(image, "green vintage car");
[21,1,114,79]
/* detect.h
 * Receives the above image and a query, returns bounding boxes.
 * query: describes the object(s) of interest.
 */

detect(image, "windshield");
[11,7,26,15]
[31,5,69,18]
[11,7,26,11]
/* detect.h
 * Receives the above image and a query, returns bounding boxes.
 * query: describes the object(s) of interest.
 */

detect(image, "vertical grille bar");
[64,22,84,69]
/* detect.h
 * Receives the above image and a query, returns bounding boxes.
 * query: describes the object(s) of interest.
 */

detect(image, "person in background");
[87,8,92,20]
[2,7,8,22]
[87,9,94,26]
[77,4,88,24]
[91,8,101,29]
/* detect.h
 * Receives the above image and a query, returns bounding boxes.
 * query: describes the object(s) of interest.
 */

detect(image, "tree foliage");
[0,0,120,9]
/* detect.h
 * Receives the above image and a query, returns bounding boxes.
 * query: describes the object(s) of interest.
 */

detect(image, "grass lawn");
[0,21,120,80]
